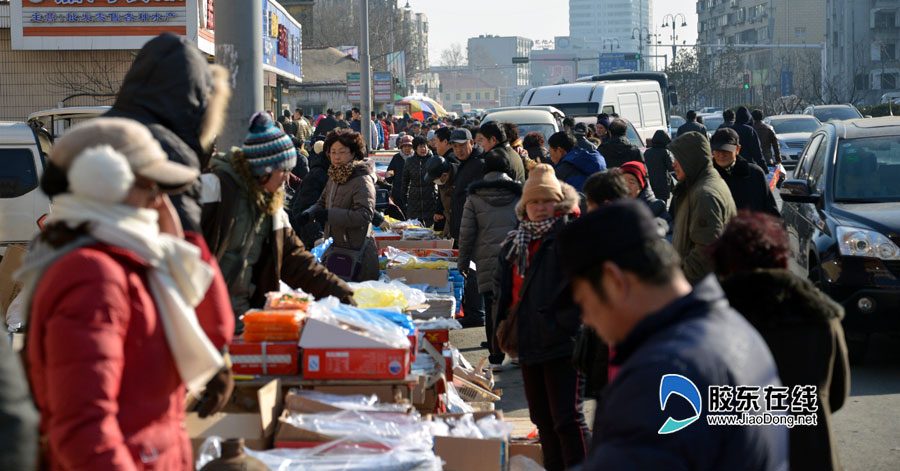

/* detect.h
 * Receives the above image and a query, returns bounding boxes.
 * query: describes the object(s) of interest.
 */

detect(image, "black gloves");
[313,208,329,225]
[298,207,328,226]
[196,356,234,418]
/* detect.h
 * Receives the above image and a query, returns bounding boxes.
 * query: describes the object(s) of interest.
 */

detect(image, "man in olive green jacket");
[668,131,737,283]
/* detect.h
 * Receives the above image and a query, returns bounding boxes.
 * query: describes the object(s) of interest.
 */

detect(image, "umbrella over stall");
[394,96,448,121]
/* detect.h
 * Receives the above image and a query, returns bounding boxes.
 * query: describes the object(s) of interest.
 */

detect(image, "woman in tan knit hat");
[493,163,590,470]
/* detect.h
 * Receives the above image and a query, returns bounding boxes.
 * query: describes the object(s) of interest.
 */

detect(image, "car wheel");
[846,332,870,365]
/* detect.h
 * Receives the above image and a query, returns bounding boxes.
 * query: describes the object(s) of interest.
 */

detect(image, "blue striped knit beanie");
[243,112,297,176]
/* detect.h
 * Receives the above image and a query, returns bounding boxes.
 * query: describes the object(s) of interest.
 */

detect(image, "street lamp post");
[661,13,688,62]
[631,27,650,71]
[603,38,620,52]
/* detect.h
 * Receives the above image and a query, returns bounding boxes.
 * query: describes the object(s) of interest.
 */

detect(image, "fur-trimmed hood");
[515,180,580,221]
[467,172,522,208]
[347,158,376,180]
[720,269,844,329]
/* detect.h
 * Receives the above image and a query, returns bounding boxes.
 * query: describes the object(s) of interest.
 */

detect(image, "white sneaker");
[489,363,504,372]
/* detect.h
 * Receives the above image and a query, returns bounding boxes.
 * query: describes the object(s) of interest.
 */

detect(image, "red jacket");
[27,234,232,471]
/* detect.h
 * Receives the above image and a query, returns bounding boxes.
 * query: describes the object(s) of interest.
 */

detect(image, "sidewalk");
[449,327,596,438]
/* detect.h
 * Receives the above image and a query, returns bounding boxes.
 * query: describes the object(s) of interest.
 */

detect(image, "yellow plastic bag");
[401,260,450,269]
[353,287,408,310]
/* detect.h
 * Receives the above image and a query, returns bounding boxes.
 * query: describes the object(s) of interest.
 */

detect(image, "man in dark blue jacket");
[559,200,788,471]
[548,131,606,191]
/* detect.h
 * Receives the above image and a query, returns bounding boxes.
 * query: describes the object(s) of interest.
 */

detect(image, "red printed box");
[422,329,449,348]
[407,329,419,363]
[230,341,299,375]
[302,348,409,380]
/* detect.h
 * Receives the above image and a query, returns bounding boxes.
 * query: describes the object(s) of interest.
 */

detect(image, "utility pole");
[359,0,372,152]
[215,0,263,151]
[661,13,687,64]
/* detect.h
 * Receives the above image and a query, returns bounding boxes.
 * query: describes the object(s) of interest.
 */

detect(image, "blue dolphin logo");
[658,374,702,434]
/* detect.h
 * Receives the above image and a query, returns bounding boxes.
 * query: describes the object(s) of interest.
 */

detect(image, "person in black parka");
[728,106,768,173]
[401,136,438,225]
[290,139,330,248]
[643,130,675,203]
[711,128,779,217]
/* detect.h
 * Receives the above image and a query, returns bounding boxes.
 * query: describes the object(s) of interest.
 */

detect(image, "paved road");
[450,326,900,469]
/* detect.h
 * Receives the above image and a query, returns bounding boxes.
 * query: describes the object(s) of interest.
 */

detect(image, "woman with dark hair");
[299,131,379,281]
[522,131,551,165]
[203,113,354,326]
[401,135,438,225]
[709,211,850,471]
[502,122,537,174]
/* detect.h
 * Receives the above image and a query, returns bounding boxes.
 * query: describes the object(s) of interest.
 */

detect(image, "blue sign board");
[781,71,794,97]
[263,0,302,81]
[598,53,639,74]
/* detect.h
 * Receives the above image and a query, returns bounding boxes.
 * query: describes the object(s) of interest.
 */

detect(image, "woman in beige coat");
[299,131,379,281]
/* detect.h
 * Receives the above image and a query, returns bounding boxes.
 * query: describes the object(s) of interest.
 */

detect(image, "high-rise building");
[568,0,652,68]
[467,35,534,106]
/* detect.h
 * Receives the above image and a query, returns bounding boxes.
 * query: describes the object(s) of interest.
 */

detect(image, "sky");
[404,0,699,69]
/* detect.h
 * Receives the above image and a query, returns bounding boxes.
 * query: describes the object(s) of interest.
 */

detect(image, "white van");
[520,80,668,144]
[0,122,51,248]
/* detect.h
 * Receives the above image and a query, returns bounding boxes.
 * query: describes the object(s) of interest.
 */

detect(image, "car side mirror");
[780,179,820,204]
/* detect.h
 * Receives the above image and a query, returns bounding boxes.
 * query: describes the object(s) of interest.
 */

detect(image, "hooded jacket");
[315,159,380,281]
[668,132,737,283]
[720,269,849,471]
[486,144,527,183]
[714,156,780,217]
[458,173,522,293]
[201,154,354,307]
[730,107,768,172]
[104,33,228,233]
[554,146,607,192]
[449,146,487,241]
[585,276,787,470]
[643,130,675,202]
[290,151,330,248]
[401,151,438,222]
[493,182,583,365]
[599,135,644,168]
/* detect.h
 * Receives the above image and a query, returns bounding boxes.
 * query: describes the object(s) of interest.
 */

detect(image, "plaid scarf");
[504,216,562,276]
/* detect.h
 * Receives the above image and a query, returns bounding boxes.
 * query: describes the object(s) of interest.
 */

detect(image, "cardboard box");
[407,331,419,363]
[230,341,299,375]
[299,317,404,349]
[308,384,411,404]
[302,348,410,380]
[385,268,449,287]
[0,244,26,318]
[274,409,338,443]
[510,440,544,467]
[434,436,508,471]
[186,379,283,454]
[376,238,454,251]
[421,329,449,348]
[381,247,459,259]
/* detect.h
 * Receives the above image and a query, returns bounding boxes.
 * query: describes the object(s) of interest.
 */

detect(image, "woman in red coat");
[22,118,227,470]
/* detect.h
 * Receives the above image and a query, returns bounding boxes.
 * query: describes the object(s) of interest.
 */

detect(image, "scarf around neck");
[328,162,355,184]
[16,195,223,394]
[504,215,563,276]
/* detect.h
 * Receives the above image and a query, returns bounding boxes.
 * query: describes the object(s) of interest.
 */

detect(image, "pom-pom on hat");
[243,111,297,177]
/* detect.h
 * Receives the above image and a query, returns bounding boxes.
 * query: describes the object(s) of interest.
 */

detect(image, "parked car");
[480,106,564,146]
[0,121,51,250]
[669,115,685,137]
[780,116,900,361]
[764,114,821,169]
[802,104,864,122]
[520,78,668,144]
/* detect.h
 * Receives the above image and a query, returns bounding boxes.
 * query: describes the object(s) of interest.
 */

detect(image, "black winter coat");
[730,107,768,172]
[585,276,787,470]
[316,116,338,137]
[714,157,779,217]
[644,131,675,202]
[676,120,708,138]
[449,147,486,241]
[721,269,849,471]
[103,33,227,233]
[290,152,330,248]
[525,145,551,165]
[402,152,438,222]
[599,136,643,168]
[386,152,409,211]
[494,183,582,366]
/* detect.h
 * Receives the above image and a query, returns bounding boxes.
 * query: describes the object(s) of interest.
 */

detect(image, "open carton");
[376,238,454,251]
[385,268,449,287]
[431,411,509,471]
[185,379,283,455]
[299,314,411,380]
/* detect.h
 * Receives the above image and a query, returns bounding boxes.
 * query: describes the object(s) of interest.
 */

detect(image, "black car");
[780,117,900,361]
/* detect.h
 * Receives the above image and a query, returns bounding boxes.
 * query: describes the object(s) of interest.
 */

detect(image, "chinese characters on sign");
[29,11,179,23]
[262,0,302,81]
[706,384,818,428]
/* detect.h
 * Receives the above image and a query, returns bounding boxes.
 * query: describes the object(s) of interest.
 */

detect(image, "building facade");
[435,70,501,110]
[826,0,899,104]
[568,0,652,70]
[467,35,533,106]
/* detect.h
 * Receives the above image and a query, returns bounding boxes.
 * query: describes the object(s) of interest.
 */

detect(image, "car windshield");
[513,123,556,146]
[771,119,819,134]
[834,136,900,202]
[625,122,642,148]
[814,107,861,122]
[546,103,599,117]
